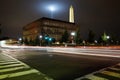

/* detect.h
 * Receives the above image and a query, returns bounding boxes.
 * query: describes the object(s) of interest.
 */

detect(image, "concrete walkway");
[0,51,53,80]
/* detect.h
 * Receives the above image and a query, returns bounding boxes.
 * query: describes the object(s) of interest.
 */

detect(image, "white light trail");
[47,47,120,58]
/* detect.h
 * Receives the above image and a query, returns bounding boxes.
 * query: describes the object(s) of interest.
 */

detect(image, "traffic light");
[45,36,49,40]
[49,38,52,42]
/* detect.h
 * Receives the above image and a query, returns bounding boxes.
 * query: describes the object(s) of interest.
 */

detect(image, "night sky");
[0,0,120,40]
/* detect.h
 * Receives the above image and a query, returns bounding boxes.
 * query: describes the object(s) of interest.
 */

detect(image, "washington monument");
[69,5,74,23]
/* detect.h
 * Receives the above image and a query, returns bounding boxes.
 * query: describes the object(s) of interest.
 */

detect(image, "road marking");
[0,69,40,79]
[75,63,120,80]
[0,66,27,73]
[117,63,120,66]
[0,52,30,68]
[0,62,19,65]
[108,67,120,71]
[87,75,108,80]
[101,71,120,78]
[0,64,23,69]
[0,51,53,80]
[0,60,15,63]
[75,74,109,80]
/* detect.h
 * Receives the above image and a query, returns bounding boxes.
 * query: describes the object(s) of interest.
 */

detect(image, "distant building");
[23,17,78,42]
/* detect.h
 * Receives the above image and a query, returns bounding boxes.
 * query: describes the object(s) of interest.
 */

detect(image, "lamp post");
[71,32,76,44]
[39,35,42,46]
[106,36,110,45]
[18,38,22,45]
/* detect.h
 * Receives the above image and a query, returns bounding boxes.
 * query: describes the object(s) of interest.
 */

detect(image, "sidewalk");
[75,63,120,80]
[0,52,53,80]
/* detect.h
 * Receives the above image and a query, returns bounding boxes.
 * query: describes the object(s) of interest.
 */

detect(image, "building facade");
[23,17,78,42]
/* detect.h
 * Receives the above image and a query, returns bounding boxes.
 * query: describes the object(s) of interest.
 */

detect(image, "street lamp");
[107,36,110,39]
[18,38,22,45]
[94,40,98,44]
[39,35,43,46]
[71,32,75,36]
[19,38,22,41]
[39,35,43,39]
[71,32,76,44]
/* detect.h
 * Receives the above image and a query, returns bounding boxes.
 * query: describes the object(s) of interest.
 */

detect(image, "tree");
[98,35,103,44]
[29,38,35,46]
[102,32,107,42]
[24,38,29,45]
[75,27,82,44]
[34,36,40,46]
[60,29,69,43]
[101,32,110,45]
[52,38,56,43]
[87,30,95,43]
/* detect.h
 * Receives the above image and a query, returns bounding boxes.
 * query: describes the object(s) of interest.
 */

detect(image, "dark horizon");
[0,0,120,40]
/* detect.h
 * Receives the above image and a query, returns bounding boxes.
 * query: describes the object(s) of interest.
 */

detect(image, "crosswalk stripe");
[0,62,19,65]
[0,64,23,69]
[0,69,40,79]
[108,67,120,71]
[86,74,108,80]
[0,53,30,68]
[0,66,27,73]
[0,52,53,80]
[101,71,120,78]
[117,63,120,66]
[0,61,15,63]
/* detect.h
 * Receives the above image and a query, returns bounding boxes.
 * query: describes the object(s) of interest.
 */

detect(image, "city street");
[1,47,120,80]
[0,0,120,80]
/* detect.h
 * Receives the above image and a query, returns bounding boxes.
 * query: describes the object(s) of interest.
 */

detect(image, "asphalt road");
[2,48,120,80]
